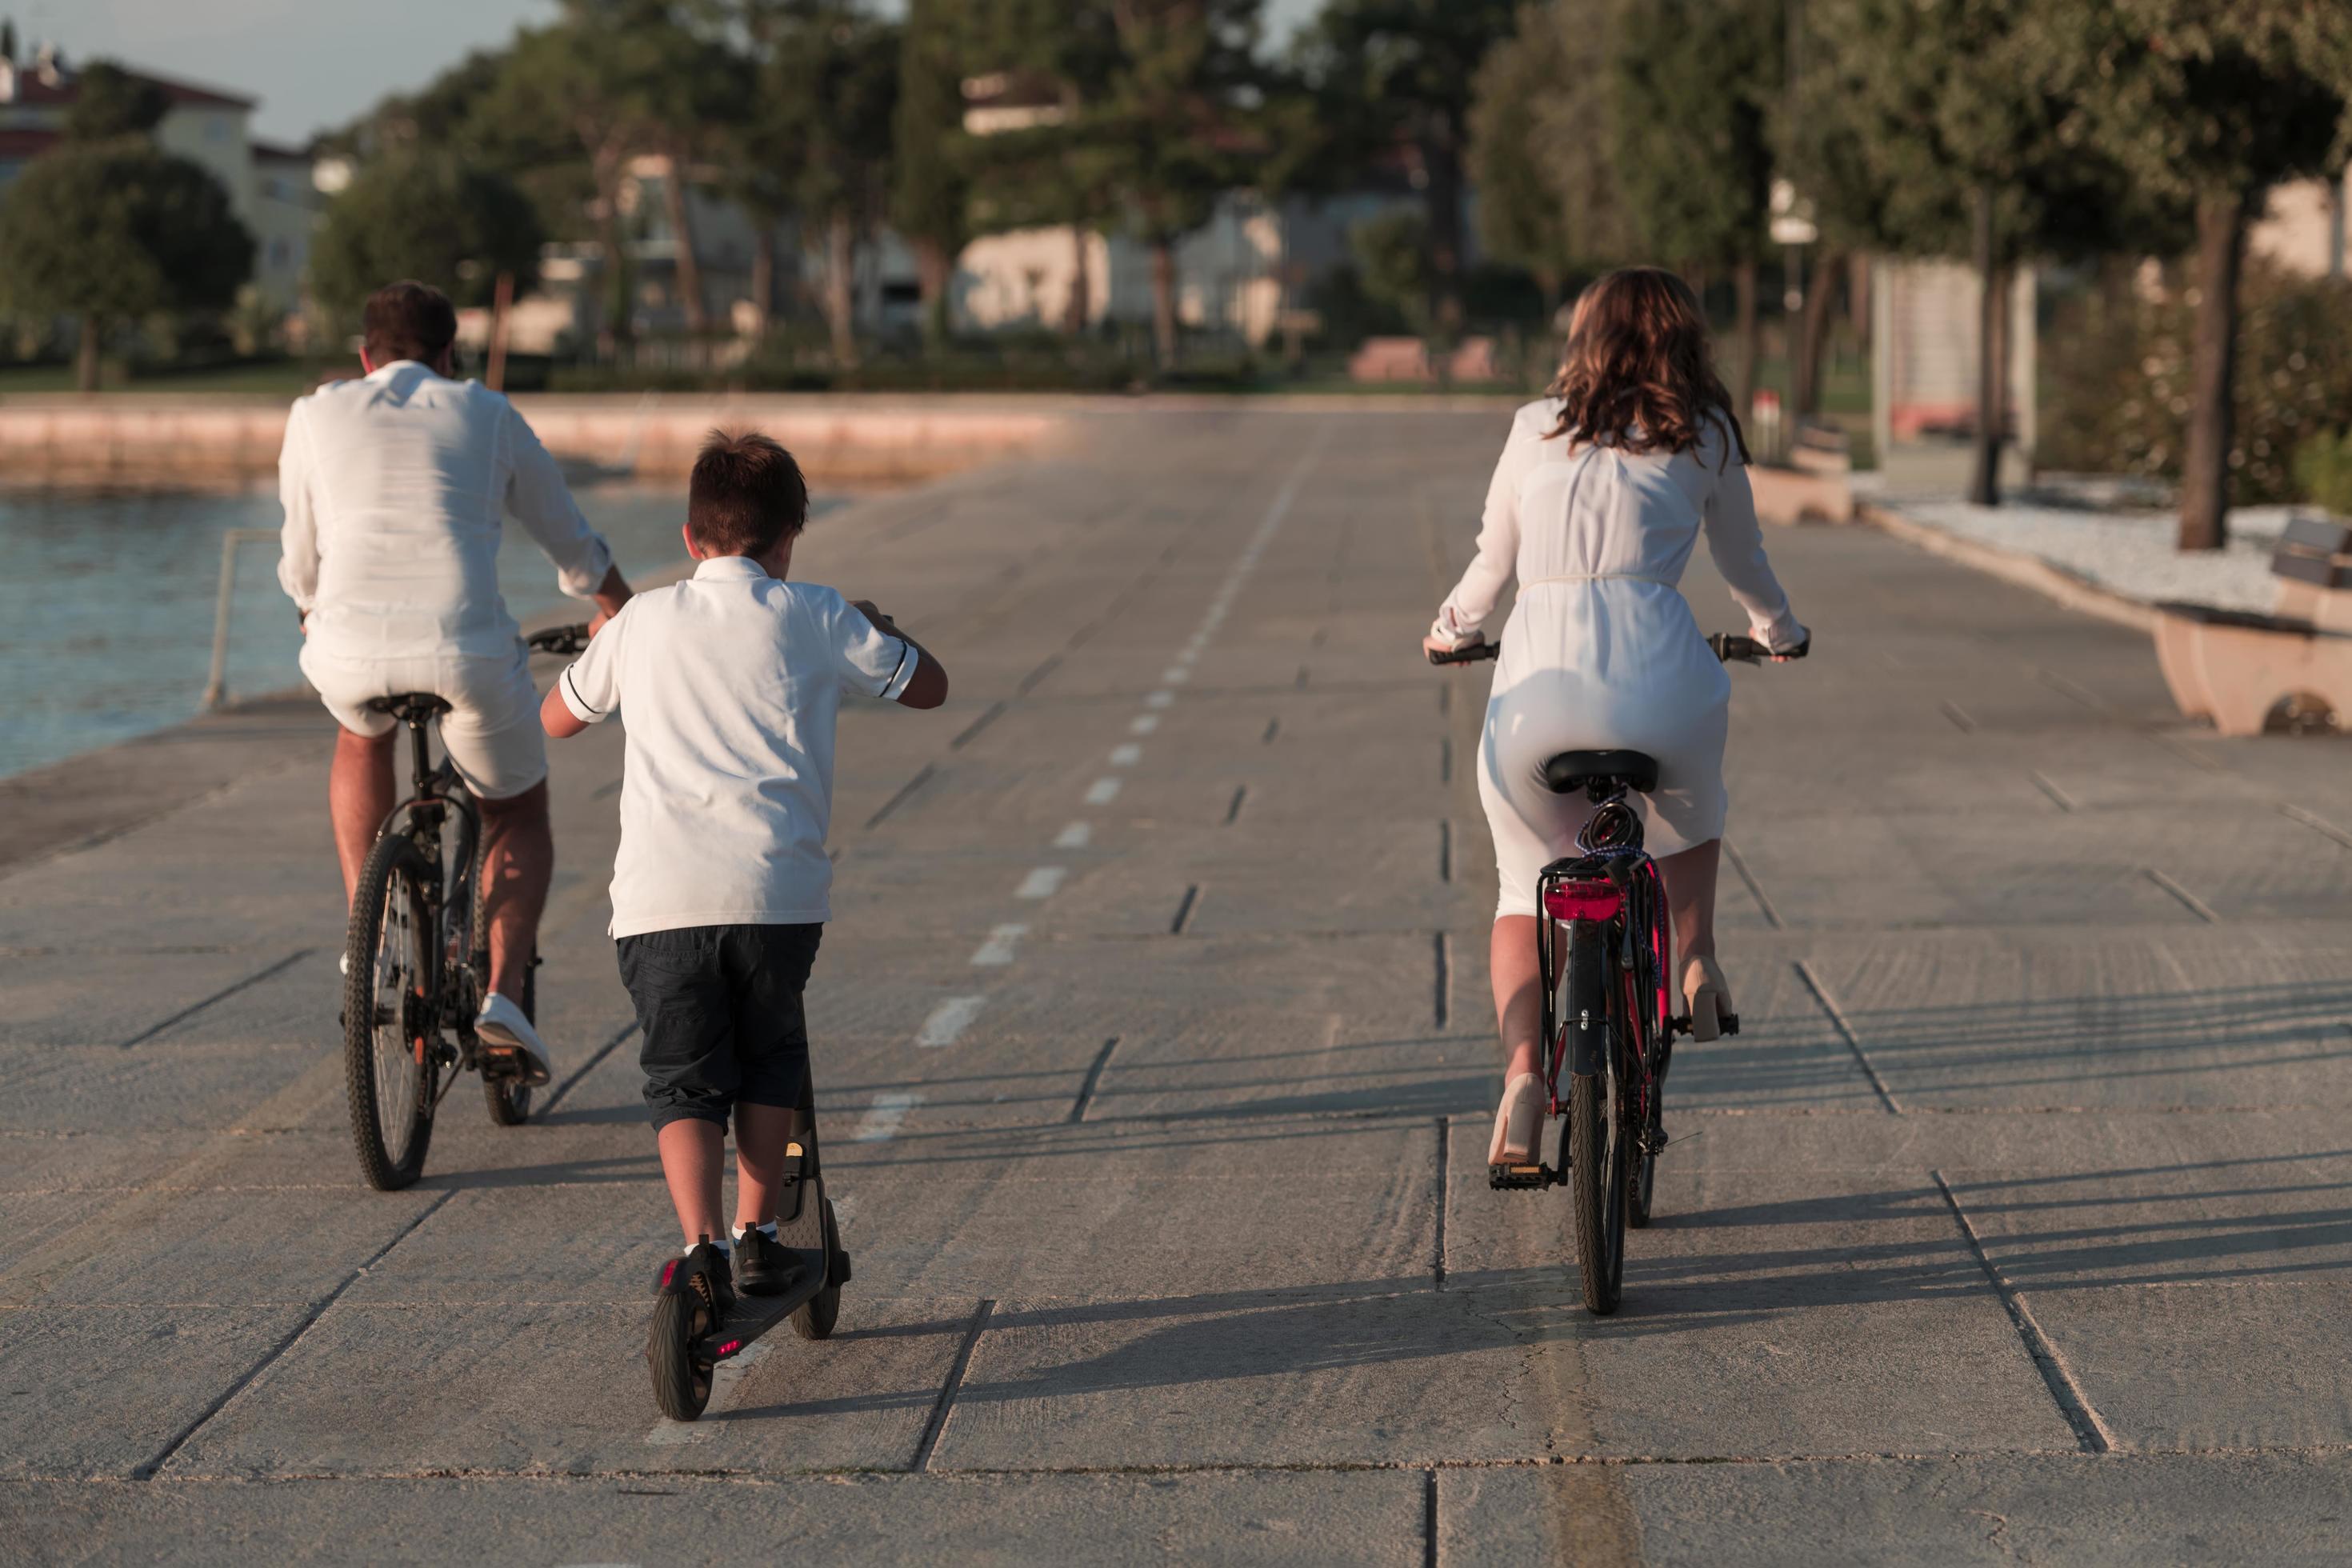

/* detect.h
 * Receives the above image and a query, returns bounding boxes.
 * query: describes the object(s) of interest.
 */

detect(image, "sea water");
[0,485,826,780]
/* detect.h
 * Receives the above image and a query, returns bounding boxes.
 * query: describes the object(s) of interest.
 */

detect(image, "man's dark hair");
[363,280,458,367]
[688,430,810,558]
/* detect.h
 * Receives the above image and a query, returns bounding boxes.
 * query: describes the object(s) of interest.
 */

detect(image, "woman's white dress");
[1433,398,1805,918]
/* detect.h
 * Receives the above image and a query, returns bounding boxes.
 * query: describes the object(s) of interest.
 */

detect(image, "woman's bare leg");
[1490,914,1543,1082]
[1656,838,1722,969]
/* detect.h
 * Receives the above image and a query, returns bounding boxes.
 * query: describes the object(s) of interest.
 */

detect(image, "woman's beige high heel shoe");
[1486,1071,1545,1171]
[1682,956,1734,1042]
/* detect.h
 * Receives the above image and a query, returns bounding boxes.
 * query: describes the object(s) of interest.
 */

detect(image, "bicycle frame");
[1534,796,1669,1150]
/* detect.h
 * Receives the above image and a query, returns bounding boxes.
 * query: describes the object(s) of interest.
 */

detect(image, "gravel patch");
[1883,499,2302,613]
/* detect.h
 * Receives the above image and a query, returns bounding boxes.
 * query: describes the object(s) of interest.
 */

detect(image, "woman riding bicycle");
[1422,267,1809,1174]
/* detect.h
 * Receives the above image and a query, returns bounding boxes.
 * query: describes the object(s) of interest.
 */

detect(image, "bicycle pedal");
[1488,1161,1549,1190]
[1721,1013,1740,1036]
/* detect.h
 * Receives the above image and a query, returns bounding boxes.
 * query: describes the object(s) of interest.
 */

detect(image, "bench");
[2151,514,2352,735]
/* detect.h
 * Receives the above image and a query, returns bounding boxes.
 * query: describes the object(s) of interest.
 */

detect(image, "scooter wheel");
[648,1290,714,1420]
[791,1283,840,1342]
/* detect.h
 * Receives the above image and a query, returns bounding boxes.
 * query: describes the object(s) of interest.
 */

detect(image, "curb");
[1854,502,2158,635]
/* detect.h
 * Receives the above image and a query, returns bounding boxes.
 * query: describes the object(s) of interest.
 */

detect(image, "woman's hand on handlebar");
[588,608,614,639]
[1424,630,1490,665]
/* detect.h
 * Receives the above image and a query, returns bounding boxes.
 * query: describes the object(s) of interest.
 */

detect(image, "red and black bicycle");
[1431,630,1803,1313]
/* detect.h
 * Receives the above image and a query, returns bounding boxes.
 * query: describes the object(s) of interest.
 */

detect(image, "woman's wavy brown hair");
[1546,266,1748,467]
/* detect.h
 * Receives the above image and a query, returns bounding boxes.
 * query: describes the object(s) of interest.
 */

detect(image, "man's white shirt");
[278,360,614,661]
[558,557,918,938]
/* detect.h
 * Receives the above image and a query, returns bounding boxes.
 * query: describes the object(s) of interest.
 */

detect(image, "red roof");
[0,126,61,160]
[9,63,254,112]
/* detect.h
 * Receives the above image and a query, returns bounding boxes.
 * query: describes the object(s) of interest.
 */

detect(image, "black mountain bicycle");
[341,623,591,1191]
[1431,629,1804,1313]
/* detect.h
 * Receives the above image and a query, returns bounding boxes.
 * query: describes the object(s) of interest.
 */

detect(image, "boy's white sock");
[685,1237,733,1257]
[730,1221,779,1242]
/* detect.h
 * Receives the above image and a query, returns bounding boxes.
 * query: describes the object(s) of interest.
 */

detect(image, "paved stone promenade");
[5,410,2351,1563]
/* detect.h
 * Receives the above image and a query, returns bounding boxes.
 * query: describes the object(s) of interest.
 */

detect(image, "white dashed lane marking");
[851,1090,919,1142]
[1144,690,1175,709]
[1162,667,1190,684]
[918,995,986,1049]
[1130,714,1159,734]
[1085,778,1122,805]
[969,923,1027,966]
[1109,743,1142,766]
[1016,866,1066,900]
[1054,821,1092,849]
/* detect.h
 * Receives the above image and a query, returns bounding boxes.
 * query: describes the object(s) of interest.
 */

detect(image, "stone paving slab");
[166,1295,977,1479]
[0,1303,314,1479]
[0,1470,1426,1566]
[1446,1450,2352,1566]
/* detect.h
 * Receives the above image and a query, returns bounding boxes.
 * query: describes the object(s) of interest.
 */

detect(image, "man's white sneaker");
[474,992,552,1086]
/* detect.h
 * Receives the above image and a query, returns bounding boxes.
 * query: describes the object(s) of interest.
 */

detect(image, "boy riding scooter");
[542,430,949,1417]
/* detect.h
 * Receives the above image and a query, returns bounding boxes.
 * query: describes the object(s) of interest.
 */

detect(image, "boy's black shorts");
[618,923,823,1130]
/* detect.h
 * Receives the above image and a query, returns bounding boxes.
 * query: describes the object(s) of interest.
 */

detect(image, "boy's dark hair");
[362,281,459,367]
[689,430,810,557]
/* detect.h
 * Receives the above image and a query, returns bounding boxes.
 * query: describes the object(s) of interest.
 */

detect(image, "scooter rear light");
[1542,878,1622,922]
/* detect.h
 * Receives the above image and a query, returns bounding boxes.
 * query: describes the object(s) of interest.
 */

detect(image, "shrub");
[2041,261,2352,505]
[2294,428,2352,516]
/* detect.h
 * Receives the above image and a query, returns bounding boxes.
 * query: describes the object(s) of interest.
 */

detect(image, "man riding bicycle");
[276,280,634,1085]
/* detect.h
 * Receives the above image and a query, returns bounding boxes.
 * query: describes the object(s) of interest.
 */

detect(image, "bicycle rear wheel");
[1570,1067,1628,1313]
[342,834,439,1191]
[482,952,535,1127]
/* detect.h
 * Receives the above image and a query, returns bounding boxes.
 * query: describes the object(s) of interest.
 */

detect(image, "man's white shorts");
[302,642,549,801]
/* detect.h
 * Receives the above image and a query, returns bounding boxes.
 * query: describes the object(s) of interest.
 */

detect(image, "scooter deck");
[693,1164,847,1362]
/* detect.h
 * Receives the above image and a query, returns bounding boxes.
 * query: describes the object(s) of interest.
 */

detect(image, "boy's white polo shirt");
[558,557,917,938]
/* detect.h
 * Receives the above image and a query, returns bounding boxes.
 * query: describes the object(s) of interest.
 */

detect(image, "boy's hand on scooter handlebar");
[850,598,900,635]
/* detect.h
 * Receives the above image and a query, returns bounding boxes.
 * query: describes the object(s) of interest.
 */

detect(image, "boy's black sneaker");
[732,1225,803,1297]
[661,1239,737,1321]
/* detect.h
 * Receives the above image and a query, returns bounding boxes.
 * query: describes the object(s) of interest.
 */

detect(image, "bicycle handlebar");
[1708,633,1810,665]
[1430,633,1810,668]
[526,623,593,658]
[1426,639,1501,666]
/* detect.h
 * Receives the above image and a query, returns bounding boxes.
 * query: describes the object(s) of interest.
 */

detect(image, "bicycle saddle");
[1542,749,1658,797]
[364,692,453,723]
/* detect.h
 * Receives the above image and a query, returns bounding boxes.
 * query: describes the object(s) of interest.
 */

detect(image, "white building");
[0,45,324,314]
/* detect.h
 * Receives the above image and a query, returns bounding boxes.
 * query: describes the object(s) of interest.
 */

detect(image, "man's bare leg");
[477,782,552,999]
[330,727,397,907]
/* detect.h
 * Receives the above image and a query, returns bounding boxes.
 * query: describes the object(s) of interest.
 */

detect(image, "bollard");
[202,527,281,710]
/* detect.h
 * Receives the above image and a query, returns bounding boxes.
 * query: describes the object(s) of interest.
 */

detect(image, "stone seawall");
[0,394,1068,490]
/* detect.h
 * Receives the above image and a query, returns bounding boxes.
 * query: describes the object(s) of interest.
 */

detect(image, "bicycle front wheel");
[343,834,439,1191]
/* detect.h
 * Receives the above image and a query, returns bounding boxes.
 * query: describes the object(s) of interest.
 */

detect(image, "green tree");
[1468,5,1574,308]
[310,153,546,323]
[484,0,738,351]
[741,2,901,367]
[1465,0,1642,315]
[63,62,170,142]
[956,0,1125,338]
[890,0,974,346]
[0,140,253,389]
[2043,1,2351,547]
[1610,0,1778,418]
[1794,0,2179,504]
[959,1,1262,367]
[1305,0,1519,333]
